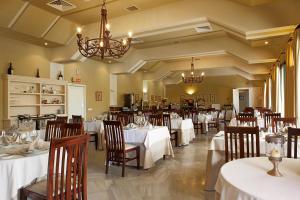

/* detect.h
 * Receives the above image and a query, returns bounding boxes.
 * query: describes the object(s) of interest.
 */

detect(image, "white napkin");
[126,123,137,129]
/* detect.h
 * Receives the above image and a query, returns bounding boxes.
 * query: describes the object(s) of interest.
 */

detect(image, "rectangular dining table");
[171,118,195,146]
[124,126,174,169]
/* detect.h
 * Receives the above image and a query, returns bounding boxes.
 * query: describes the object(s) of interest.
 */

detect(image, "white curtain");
[295,27,300,126]
[268,77,272,109]
[264,81,267,108]
[276,63,285,116]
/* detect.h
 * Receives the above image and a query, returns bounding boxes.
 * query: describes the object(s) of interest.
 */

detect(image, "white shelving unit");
[2,74,67,129]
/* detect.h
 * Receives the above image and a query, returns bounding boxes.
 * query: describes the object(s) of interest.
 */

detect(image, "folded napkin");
[170,112,179,119]
[126,123,137,129]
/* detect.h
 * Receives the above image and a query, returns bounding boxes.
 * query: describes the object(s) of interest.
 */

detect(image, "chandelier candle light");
[76,0,132,59]
[181,57,205,84]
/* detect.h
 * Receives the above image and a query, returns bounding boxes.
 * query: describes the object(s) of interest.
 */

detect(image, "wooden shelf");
[3,74,68,129]
[41,93,65,96]
[10,104,40,107]
[41,104,65,106]
[10,92,40,95]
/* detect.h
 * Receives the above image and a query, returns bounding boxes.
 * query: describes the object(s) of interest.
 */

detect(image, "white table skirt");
[171,118,195,145]
[215,157,300,200]
[205,131,300,191]
[124,126,174,169]
[84,120,104,150]
[0,153,49,200]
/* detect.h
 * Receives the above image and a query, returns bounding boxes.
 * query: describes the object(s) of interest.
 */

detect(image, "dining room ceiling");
[0,0,298,82]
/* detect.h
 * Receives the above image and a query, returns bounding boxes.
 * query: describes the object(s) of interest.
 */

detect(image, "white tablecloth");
[84,120,104,150]
[124,126,174,169]
[205,131,300,191]
[229,117,265,129]
[215,157,300,200]
[171,118,195,145]
[0,149,48,200]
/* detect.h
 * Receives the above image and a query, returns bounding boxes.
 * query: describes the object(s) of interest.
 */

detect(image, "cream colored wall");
[117,71,165,107]
[0,36,51,129]
[64,60,110,119]
[166,76,264,107]
[0,36,110,129]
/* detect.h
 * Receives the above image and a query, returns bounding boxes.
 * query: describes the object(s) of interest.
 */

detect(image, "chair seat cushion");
[125,144,138,150]
[25,176,78,197]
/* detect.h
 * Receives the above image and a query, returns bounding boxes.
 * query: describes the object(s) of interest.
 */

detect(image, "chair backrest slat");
[224,126,260,162]
[272,117,296,133]
[56,116,68,123]
[238,112,254,118]
[62,123,84,137]
[149,114,163,126]
[236,117,257,127]
[45,121,64,141]
[264,113,281,129]
[162,114,172,131]
[103,120,125,152]
[72,115,83,124]
[47,134,89,200]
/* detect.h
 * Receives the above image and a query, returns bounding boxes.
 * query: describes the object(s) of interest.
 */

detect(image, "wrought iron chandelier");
[76,0,132,59]
[181,57,205,84]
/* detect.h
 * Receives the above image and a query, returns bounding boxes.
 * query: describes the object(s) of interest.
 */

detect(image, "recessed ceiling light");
[264,41,269,45]
[44,42,48,46]
[108,60,112,64]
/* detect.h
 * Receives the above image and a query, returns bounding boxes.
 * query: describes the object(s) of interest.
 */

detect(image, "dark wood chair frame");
[149,114,163,126]
[162,114,178,147]
[103,120,140,177]
[272,117,296,133]
[21,134,90,200]
[264,112,281,129]
[287,127,300,158]
[224,126,260,162]
[55,116,68,123]
[236,117,258,127]
[238,112,254,118]
[44,120,64,141]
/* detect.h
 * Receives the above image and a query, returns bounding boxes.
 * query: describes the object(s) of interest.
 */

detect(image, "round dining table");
[215,157,300,200]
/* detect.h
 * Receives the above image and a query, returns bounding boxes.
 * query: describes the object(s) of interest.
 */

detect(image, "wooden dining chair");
[62,123,84,137]
[264,112,281,129]
[287,127,300,159]
[56,116,68,123]
[44,120,64,141]
[244,107,254,115]
[20,134,90,200]
[272,117,296,133]
[238,112,254,118]
[236,117,257,127]
[162,114,178,147]
[103,120,140,177]
[72,115,83,124]
[149,114,163,126]
[117,113,133,126]
[191,110,203,134]
[224,126,260,162]
[208,111,220,132]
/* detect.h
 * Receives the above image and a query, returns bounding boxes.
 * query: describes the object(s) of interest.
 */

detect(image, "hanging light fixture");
[76,0,132,59]
[181,57,205,84]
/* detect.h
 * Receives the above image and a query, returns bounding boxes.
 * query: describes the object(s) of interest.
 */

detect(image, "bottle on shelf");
[7,62,14,75]
[58,71,63,80]
[36,68,40,78]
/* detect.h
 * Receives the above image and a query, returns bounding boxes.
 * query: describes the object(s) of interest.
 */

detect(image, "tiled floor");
[87,132,216,200]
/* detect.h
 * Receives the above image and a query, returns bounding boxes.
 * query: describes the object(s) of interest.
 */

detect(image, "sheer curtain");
[295,26,300,126]
[276,62,285,116]
[268,77,272,109]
